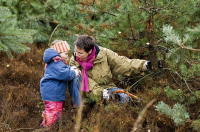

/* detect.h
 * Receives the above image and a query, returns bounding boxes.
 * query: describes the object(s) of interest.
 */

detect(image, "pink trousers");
[41,101,64,127]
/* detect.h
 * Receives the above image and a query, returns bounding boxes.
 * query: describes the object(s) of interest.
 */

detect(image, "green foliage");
[162,25,200,80]
[164,86,184,102]
[0,6,35,58]
[188,91,200,105]
[164,86,200,105]
[192,119,200,132]
[117,75,123,80]
[195,91,200,98]
[1,0,199,58]
[14,0,82,45]
[84,91,101,104]
[155,101,190,126]
[152,87,162,94]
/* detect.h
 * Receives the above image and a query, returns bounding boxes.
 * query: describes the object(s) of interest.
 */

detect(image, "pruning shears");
[113,90,142,101]
[113,90,156,109]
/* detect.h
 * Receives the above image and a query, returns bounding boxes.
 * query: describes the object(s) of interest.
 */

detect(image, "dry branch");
[132,99,156,132]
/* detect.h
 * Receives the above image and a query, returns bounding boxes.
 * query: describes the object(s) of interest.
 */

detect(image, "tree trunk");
[146,0,158,70]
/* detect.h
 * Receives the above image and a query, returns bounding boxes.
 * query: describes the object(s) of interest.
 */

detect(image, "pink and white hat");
[51,41,70,53]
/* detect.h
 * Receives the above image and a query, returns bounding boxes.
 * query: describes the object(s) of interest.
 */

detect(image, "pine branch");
[0,6,35,58]
[165,26,200,51]
[155,101,190,126]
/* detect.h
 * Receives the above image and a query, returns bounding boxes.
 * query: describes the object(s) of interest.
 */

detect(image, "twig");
[48,24,60,46]
[86,0,90,4]
[14,128,35,130]
[32,127,51,132]
[170,47,181,57]
[128,13,135,40]
[101,11,117,16]
[131,99,156,132]
[174,71,195,95]
[170,72,181,88]
[126,72,154,91]
[42,0,53,11]
[75,91,84,132]
[93,0,95,4]
[191,29,200,32]
[126,70,163,92]
[155,39,163,45]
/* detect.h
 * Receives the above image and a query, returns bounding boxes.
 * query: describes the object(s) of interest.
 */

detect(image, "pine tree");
[1,0,200,129]
[0,6,35,58]
[0,0,78,45]
[3,1,199,62]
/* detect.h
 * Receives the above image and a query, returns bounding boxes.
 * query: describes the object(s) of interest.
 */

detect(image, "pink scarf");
[44,56,67,70]
[77,47,96,92]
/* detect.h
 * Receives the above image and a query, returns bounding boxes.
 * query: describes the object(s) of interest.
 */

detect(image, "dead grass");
[0,43,199,132]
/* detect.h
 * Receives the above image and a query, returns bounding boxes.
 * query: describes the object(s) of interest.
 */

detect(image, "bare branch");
[132,99,157,132]
[101,11,117,16]
[48,24,60,46]
[156,39,163,45]
[128,13,135,40]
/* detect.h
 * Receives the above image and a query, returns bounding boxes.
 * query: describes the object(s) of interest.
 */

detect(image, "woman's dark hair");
[74,35,94,53]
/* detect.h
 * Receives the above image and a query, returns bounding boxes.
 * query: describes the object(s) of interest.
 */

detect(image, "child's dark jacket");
[40,48,76,101]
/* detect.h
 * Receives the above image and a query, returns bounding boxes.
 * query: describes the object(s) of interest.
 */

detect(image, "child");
[40,40,81,127]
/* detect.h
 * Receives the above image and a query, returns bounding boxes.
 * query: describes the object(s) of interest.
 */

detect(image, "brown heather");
[0,44,199,132]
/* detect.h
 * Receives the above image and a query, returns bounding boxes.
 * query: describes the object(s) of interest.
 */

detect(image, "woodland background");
[0,0,200,132]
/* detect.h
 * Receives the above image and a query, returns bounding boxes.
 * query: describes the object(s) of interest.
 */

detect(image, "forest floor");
[0,44,199,132]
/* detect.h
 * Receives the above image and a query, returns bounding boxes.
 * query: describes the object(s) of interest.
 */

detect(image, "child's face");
[60,51,68,60]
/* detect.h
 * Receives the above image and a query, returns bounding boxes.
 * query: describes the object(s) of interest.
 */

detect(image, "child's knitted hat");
[51,40,70,53]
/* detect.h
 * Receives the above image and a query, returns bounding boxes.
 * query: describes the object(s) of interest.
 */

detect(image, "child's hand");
[70,66,77,71]
[73,69,81,76]
[77,69,81,76]
[70,66,81,76]
[72,69,81,77]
